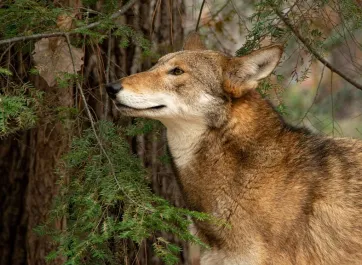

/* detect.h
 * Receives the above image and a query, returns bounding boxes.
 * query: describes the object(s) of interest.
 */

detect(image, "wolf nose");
[106,82,123,98]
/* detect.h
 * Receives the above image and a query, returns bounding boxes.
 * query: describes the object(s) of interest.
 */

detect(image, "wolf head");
[106,33,283,128]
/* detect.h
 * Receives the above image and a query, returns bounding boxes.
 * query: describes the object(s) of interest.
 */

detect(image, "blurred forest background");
[0,0,361,265]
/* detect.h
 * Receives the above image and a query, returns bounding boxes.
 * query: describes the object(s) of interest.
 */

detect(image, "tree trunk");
[0,78,73,265]
[0,0,192,264]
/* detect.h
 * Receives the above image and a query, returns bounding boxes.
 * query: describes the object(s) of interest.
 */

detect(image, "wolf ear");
[183,32,206,50]
[224,45,283,98]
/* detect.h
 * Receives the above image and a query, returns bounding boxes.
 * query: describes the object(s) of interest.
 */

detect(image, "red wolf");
[106,33,362,265]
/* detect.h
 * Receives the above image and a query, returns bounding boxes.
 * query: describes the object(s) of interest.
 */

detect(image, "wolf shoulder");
[280,124,362,170]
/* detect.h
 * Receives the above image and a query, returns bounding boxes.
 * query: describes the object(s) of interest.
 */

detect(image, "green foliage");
[0,0,153,56]
[153,238,181,265]
[125,118,161,136]
[44,121,210,265]
[235,0,339,57]
[257,78,287,115]
[0,0,64,38]
[0,82,43,137]
[56,73,82,89]
[73,27,108,44]
[113,25,153,56]
[339,0,362,30]
[236,0,285,56]
[0,67,13,76]
[56,107,79,127]
[29,68,40,75]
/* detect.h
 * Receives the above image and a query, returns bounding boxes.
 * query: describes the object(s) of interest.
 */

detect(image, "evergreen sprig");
[44,121,210,265]
[0,0,64,38]
[0,82,43,137]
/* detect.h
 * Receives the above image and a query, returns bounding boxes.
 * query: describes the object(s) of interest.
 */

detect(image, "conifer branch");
[0,0,138,46]
[273,7,362,91]
[64,33,150,210]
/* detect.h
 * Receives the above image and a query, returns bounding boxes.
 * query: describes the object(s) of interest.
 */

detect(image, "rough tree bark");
[0,77,73,265]
[0,0,193,264]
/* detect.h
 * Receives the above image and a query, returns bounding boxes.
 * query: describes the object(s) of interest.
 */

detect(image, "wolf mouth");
[115,103,166,110]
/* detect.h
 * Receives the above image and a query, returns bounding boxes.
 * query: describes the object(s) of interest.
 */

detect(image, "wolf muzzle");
[106,82,123,99]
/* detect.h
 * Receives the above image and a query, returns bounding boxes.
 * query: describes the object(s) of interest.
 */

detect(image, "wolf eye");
[169,67,184,76]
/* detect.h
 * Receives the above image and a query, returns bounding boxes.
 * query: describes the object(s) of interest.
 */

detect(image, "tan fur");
[107,34,362,265]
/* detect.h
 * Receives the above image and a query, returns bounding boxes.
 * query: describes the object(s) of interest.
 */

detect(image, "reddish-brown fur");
[107,33,362,264]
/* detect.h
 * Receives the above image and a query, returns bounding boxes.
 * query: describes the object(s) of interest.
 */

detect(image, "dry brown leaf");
[32,37,84,87]
[56,13,75,31]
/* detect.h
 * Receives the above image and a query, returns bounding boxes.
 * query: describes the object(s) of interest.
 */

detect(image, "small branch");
[105,33,112,81]
[297,64,326,126]
[104,30,112,119]
[0,0,138,46]
[195,0,206,32]
[273,7,362,91]
[0,32,66,45]
[64,33,101,152]
[210,1,230,20]
[64,33,149,210]
[0,43,14,62]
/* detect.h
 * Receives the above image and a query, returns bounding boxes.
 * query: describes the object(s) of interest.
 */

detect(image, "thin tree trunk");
[0,78,73,265]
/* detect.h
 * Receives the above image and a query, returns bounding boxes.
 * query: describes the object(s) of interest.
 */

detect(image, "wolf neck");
[162,91,285,212]
[162,92,283,171]
[161,118,207,169]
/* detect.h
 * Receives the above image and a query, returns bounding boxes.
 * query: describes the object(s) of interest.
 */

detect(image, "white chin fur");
[115,90,171,109]
[113,89,215,121]
[113,89,212,168]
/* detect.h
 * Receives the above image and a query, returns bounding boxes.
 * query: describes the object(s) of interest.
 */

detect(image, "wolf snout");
[105,82,123,98]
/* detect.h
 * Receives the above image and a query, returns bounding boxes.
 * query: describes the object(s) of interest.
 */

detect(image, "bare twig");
[64,33,101,154]
[297,64,326,125]
[167,0,174,46]
[0,0,138,46]
[0,43,14,62]
[195,0,206,32]
[330,72,335,136]
[150,0,162,37]
[104,30,112,119]
[273,7,362,91]
[209,1,230,21]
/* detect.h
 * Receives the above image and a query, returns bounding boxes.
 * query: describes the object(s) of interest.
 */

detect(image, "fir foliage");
[0,0,63,38]
[42,121,210,265]
[0,82,43,137]
[125,118,161,137]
